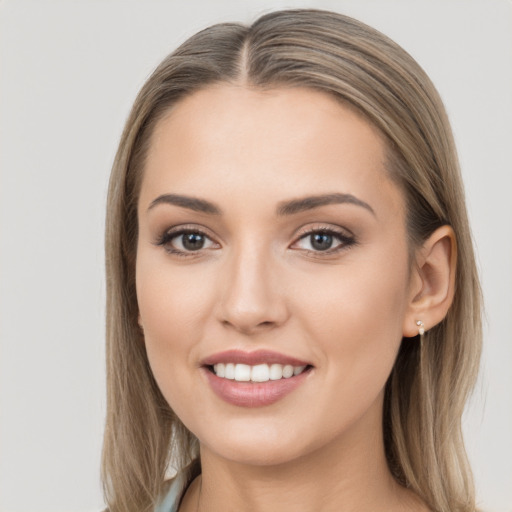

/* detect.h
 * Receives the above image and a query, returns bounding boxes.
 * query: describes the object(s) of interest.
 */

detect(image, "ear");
[402,225,457,337]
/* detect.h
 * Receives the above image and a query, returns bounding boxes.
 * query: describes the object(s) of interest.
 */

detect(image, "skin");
[136,85,455,511]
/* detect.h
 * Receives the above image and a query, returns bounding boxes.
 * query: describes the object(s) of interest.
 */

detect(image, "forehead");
[140,85,404,221]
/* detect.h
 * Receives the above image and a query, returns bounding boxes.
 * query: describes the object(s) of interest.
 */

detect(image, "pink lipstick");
[201,349,313,408]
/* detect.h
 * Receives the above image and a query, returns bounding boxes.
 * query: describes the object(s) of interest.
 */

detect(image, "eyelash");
[154,225,357,258]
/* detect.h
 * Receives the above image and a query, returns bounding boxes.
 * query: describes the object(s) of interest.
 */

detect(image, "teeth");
[282,365,294,378]
[212,363,307,382]
[251,364,270,382]
[294,365,306,376]
[269,364,283,380]
[214,363,225,378]
[225,363,235,380]
[234,364,251,381]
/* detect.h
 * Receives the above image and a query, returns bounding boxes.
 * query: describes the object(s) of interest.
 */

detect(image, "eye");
[293,227,356,255]
[155,225,356,258]
[156,227,218,257]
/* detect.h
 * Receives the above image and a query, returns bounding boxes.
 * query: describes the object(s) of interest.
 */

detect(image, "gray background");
[1,1,511,511]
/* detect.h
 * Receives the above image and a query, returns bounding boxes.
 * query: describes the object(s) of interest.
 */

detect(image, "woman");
[101,9,482,512]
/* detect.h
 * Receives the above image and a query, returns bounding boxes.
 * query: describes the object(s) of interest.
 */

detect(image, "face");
[136,85,415,466]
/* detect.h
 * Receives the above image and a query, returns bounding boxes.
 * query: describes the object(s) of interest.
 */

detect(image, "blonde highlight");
[102,9,482,512]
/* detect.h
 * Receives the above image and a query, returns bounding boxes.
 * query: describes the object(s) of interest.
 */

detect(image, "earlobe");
[403,225,457,338]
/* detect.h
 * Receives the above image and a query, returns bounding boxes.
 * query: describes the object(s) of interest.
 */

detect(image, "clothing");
[154,471,190,512]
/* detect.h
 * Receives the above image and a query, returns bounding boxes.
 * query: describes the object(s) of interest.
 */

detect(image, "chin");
[205,439,308,467]
[196,417,331,468]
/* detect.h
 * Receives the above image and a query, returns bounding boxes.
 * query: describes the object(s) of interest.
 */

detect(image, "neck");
[181,394,426,512]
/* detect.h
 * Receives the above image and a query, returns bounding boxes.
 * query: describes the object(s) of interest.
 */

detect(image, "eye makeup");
[153,223,357,259]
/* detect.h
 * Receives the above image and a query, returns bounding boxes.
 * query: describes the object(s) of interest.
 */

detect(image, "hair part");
[102,9,482,512]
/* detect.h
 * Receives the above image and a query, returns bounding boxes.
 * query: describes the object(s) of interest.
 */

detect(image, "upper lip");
[201,349,311,367]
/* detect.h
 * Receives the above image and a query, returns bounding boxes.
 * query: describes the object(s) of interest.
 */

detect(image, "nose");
[216,242,290,336]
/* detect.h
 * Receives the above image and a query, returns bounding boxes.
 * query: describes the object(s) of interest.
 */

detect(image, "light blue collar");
[154,471,189,512]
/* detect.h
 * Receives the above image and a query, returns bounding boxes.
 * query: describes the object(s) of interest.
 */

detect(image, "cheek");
[135,253,216,405]
[137,252,212,336]
[292,249,410,394]
[296,254,408,335]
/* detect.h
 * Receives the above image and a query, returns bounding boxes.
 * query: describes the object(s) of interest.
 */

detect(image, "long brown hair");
[102,9,482,512]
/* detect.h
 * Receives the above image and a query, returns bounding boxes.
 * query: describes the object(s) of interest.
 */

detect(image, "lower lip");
[203,367,311,408]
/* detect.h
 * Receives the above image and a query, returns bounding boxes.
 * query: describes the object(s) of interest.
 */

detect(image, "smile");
[211,363,307,382]
[201,350,313,407]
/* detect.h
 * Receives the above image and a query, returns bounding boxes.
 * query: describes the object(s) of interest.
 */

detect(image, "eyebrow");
[148,192,375,217]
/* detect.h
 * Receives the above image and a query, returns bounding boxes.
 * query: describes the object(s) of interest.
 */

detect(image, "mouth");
[200,349,314,407]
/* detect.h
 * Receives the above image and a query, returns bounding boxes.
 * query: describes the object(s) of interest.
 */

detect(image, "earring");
[416,320,425,336]
[416,321,426,389]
